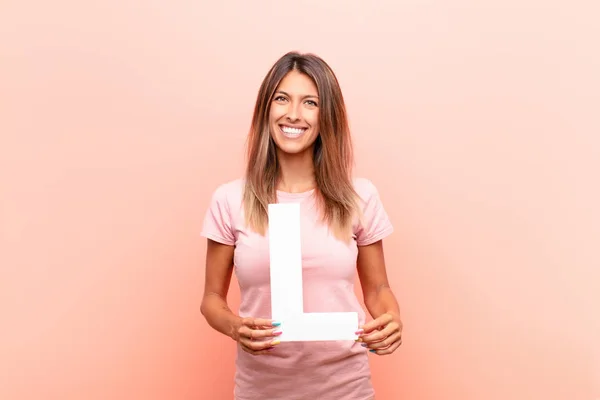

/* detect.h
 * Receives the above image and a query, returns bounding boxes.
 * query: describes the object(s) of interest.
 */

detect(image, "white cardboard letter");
[268,203,359,342]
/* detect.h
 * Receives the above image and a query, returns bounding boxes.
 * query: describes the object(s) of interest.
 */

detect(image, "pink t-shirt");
[201,177,394,400]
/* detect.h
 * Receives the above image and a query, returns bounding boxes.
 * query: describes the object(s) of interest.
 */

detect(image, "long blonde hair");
[243,51,361,242]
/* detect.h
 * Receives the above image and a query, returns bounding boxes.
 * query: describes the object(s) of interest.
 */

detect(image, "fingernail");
[369,349,377,353]
[271,339,281,346]
[272,321,281,327]
[273,330,282,336]
[361,343,368,347]
[355,329,364,335]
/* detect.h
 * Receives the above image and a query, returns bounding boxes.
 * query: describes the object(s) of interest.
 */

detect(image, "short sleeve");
[355,178,394,246]
[200,184,236,246]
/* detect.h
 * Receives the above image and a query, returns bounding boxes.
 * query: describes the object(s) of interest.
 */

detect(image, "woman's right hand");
[233,317,282,355]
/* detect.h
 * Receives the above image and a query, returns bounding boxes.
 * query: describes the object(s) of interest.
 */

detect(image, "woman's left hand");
[357,312,403,355]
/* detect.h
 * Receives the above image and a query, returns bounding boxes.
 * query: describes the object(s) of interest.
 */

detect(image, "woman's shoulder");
[352,176,381,200]
[351,176,393,243]
[208,177,245,205]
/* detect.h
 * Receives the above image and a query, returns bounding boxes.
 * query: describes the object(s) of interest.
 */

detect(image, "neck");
[276,148,316,193]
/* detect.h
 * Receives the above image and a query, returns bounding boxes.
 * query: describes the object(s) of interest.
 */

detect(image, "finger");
[365,331,402,350]
[240,342,273,356]
[361,321,400,344]
[241,343,274,356]
[239,325,282,340]
[243,317,281,328]
[369,337,402,356]
[240,336,281,354]
[360,313,393,334]
[238,325,258,341]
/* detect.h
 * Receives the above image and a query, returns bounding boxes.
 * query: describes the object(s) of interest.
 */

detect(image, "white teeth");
[281,126,306,135]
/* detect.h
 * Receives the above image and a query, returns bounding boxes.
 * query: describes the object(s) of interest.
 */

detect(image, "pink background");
[1,1,599,399]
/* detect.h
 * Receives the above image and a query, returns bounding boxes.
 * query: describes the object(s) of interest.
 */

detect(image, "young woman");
[200,51,403,400]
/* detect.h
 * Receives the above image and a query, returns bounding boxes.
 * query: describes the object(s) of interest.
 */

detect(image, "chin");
[276,143,311,155]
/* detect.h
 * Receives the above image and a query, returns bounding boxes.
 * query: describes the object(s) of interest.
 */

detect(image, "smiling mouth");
[279,125,307,138]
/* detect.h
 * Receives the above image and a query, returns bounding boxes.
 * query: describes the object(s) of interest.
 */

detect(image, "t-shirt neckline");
[276,188,315,199]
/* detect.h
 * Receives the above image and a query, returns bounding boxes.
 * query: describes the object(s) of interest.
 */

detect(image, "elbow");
[200,295,209,318]
[199,291,225,319]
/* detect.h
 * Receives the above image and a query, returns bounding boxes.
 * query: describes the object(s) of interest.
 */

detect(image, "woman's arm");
[200,239,241,340]
[357,240,401,319]
[356,239,403,355]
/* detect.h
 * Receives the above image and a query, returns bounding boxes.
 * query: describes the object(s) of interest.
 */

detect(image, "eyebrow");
[275,90,319,99]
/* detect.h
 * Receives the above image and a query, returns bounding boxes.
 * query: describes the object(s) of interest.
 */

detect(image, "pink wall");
[1,1,599,399]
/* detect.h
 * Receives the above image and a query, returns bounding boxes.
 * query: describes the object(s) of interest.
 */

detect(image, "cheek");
[309,113,319,131]
[303,108,318,125]
[269,105,283,123]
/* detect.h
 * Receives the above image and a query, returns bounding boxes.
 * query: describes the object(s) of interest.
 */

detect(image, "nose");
[286,101,301,122]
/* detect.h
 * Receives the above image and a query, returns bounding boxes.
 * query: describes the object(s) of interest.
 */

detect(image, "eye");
[305,100,318,107]
[273,96,287,102]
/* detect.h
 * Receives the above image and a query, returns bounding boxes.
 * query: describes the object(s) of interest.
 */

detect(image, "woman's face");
[269,70,320,156]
